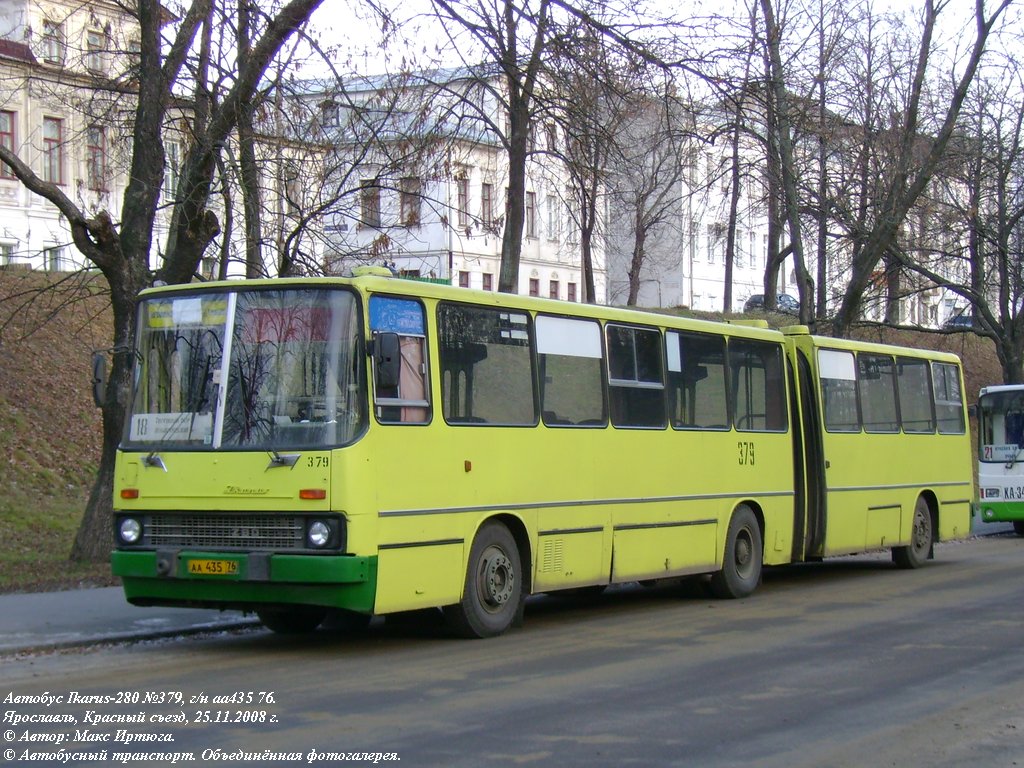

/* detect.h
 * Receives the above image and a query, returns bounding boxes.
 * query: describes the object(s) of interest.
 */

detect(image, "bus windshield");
[979,389,1024,464]
[125,287,366,450]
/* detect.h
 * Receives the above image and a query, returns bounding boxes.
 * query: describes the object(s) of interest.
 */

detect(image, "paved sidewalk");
[0,586,257,655]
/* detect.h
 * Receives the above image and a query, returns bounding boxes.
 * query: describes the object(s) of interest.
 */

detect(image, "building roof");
[0,39,36,64]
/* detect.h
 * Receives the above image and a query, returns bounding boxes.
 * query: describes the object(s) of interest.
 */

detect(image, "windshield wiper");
[143,452,167,471]
[267,451,299,469]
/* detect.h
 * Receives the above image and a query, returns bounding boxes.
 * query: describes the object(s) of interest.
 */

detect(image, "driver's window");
[369,295,431,424]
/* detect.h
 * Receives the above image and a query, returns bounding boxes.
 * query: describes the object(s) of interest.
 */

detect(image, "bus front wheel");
[709,506,762,599]
[445,521,523,638]
[893,497,933,569]
[1013,521,1024,537]
[256,606,326,634]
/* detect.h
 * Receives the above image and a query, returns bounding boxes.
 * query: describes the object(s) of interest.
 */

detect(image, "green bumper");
[975,500,1024,524]
[111,550,377,613]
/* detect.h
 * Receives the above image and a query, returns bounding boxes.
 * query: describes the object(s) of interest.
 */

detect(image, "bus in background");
[976,384,1024,536]
[107,273,974,637]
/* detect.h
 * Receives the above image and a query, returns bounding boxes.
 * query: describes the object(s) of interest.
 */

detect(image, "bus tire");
[709,505,762,599]
[256,606,326,634]
[893,496,933,569]
[445,521,523,638]
[1014,521,1024,537]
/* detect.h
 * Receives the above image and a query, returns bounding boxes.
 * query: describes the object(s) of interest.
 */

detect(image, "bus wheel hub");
[482,551,514,607]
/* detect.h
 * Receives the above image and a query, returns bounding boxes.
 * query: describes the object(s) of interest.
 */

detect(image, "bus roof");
[138,275,963,363]
[138,274,789,343]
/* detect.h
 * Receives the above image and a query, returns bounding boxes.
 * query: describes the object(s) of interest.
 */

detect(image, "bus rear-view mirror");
[91,351,107,408]
[374,332,401,389]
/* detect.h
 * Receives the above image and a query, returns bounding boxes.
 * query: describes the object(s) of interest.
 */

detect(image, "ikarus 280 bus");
[108,272,975,637]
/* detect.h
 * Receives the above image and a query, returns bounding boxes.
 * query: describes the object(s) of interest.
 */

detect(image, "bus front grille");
[146,513,305,550]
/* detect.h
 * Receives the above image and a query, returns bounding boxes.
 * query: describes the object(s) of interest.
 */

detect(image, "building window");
[321,101,339,128]
[86,29,106,73]
[164,140,180,200]
[481,182,493,228]
[546,195,558,240]
[42,117,63,185]
[86,126,106,191]
[549,280,559,299]
[482,273,493,291]
[525,191,536,238]
[529,278,539,296]
[567,283,577,302]
[459,270,470,288]
[282,162,301,212]
[0,243,13,265]
[0,111,15,178]
[41,20,64,65]
[400,177,421,227]
[43,246,64,271]
[456,177,468,227]
[360,180,380,228]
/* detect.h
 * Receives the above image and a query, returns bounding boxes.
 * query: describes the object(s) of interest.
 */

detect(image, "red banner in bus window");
[241,306,332,343]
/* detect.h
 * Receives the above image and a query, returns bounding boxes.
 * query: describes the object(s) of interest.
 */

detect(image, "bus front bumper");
[110,550,377,613]
[974,500,1024,524]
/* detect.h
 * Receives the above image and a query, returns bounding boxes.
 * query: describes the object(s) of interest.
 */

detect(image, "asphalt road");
[2,535,1023,767]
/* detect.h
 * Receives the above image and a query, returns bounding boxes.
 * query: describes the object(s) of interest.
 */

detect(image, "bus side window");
[666,331,728,430]
[730,339,787,432]
[369,296,431,424]
[932,362,966,435]
[858,354,898,433]
[606,324,666,429]
[536,315,605,427]
[818,349,860,432]
[895,358,935,433]
[438,303,536,425]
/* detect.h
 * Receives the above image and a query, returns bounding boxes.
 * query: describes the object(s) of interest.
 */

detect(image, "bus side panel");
[534,529,607,591]
[611,518,718,581]
[374,542,465,614]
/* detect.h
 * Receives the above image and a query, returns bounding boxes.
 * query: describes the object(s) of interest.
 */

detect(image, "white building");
[0,0,145,270]
[301,68,606,301]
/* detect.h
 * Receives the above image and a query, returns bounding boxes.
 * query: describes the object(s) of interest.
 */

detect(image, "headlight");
[308,520,332,548]
[119,518,142,544]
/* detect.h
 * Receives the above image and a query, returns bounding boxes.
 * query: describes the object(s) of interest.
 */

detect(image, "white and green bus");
[975,384,1024,536]
[109,273,974,636]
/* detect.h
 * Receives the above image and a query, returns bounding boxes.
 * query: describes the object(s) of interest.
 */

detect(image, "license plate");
[187,559,239,576]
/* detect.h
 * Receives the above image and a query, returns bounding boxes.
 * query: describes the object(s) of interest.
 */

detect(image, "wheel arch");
[478,513,533,596]
[918,489,939,547]
[734,499,767,556]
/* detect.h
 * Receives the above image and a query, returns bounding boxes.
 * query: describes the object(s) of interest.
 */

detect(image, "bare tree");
[907,62,1024,383]
[830,0,1011,336]
[0,0,326,560]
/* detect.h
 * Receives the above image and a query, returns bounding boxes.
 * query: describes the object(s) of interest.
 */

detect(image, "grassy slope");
[0,269,114,591]
[0,269,1006,593]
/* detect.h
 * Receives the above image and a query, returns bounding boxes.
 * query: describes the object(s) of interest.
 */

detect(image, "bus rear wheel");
[709,506,762,599]
[893,497,933,569]
[445,521,523,638]
[256,606,326,634]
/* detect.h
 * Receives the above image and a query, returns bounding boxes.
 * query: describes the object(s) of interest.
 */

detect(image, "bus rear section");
[976,385,1024,536]
[786,331,974,565]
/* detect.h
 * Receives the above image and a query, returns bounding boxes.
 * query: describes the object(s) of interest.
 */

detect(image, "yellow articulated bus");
[109,273,974,637]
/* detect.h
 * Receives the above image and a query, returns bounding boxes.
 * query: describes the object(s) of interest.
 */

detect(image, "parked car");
[943,312,973,330]
[743,293,800,315]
